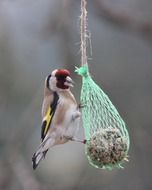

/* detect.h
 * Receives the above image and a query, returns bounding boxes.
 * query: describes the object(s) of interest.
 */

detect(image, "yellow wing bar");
[44,106,53,135]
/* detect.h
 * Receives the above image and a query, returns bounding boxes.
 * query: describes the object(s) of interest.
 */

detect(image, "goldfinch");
[32,69,82,170]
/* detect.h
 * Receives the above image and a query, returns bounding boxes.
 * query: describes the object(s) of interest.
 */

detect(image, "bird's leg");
[70,137,87,144]
[64,135,87,144]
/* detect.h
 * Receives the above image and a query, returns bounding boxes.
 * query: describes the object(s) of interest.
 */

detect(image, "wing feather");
[41,92,59,141]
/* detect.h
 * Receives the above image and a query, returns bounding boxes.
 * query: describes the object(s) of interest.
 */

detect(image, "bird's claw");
[78,102,86,109]
[83,139,87,144]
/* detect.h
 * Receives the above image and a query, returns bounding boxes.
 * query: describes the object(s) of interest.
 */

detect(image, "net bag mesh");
[76,66,130,169]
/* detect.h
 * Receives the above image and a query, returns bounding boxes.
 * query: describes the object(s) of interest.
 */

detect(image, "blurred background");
[0,0,152,190]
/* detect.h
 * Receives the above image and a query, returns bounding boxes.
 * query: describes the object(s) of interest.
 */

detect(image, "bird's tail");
[32,136,56,169]
[32,149,48,170]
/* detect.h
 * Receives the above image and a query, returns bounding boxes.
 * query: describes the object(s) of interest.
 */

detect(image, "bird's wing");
[41,92,59,141]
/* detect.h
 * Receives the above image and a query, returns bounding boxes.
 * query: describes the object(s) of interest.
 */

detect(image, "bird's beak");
[65,76,74,87]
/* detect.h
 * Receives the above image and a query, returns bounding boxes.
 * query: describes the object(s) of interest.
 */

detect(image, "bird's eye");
[56,75,65,80]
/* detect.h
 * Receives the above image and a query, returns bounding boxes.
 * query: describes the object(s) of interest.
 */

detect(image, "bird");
[32,69,84,170]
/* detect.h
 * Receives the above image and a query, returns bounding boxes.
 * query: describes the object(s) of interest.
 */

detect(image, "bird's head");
[46,69,74,91]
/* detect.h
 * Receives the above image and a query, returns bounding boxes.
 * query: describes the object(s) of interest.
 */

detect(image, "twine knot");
[75,66,89,78]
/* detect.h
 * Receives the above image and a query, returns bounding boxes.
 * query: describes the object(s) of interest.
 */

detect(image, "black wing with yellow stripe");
[41,92,59,141]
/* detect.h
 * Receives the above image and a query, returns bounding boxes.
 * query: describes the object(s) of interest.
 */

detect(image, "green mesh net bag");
[76,0,130,170]
[75,66,130,169]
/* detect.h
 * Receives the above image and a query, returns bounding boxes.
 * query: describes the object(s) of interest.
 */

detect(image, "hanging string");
[80,0,88,67]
